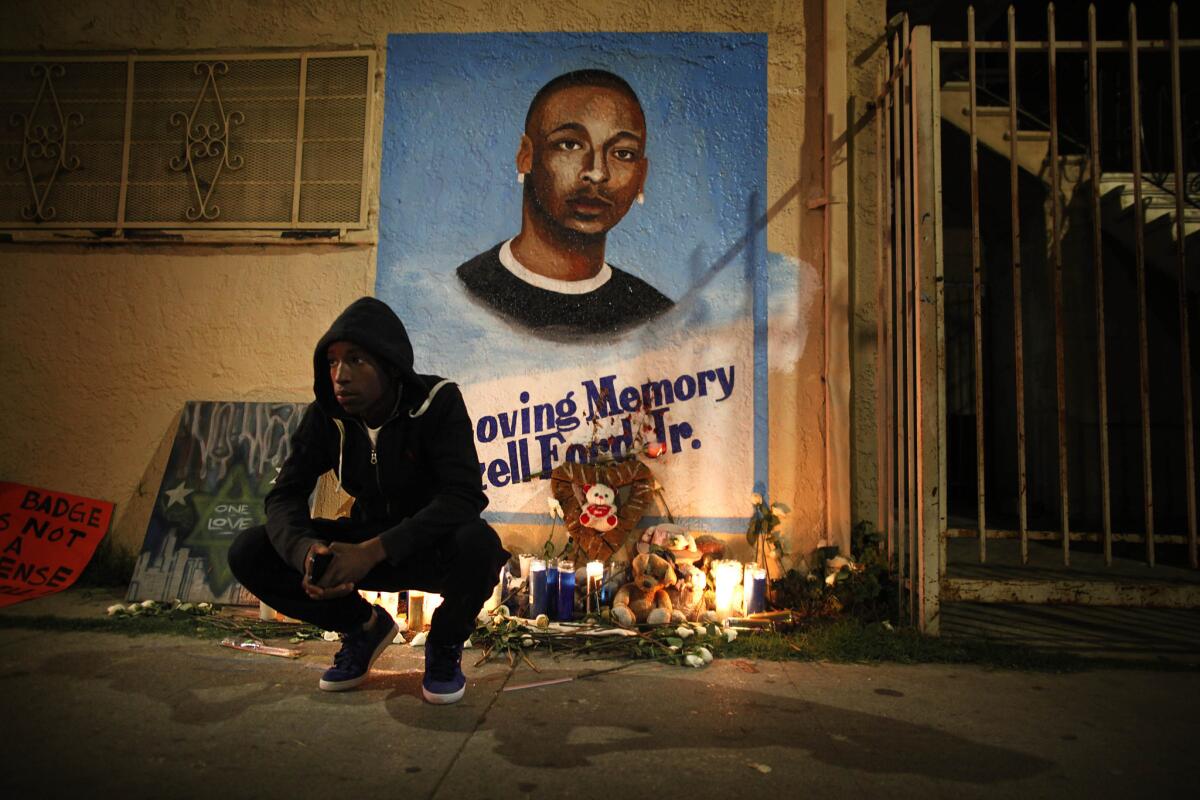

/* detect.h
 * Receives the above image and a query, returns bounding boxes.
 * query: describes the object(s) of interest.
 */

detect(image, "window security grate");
[0,51,374,231]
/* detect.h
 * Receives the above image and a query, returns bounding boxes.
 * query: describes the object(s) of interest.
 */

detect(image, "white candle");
[712,559,743,619]
[690,569,706,609]
[585,560,603,613]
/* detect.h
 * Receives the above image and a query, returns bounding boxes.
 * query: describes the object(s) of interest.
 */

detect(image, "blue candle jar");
[529,558,548,618]
[556,559,576,621]
[545,559,559,619]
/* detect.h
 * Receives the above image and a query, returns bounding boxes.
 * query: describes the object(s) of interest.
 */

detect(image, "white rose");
[140,599,155,609]
[770,502,790,518]
[198,602,212,611]
[535,614,550,629]
[684,654,704,668]
[106,604,124,616]
[669,645,680,652]
[521,636,534,647]
[546,497,565,519]
[126,603,140,614]
[750,492,763,506]
[697,646,714,663]
[322,630,340,641]
[724,628,738,642]
[675,625,694,639]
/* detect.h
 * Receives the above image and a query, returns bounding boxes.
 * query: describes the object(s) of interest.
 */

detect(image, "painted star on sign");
[163,481,194,508]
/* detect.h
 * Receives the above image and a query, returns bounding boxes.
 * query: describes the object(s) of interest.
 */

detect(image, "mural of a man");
[456,69,674,338]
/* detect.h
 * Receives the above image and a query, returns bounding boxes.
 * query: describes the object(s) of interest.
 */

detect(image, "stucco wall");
[0,0,883,567]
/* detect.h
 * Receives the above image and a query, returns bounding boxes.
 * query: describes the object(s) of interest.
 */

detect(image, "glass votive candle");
[545,559,559,619]
[712,559,744,619]
[556,559,575,621]
[690,568,707,611]
[585,560,604,614]
[743,563,767,614]
[529,558,548,618]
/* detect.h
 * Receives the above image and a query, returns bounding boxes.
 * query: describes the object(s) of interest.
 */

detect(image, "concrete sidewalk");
[1,593,1196,799]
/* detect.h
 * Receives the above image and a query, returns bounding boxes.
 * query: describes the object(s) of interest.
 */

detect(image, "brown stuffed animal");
[612,552,678,627]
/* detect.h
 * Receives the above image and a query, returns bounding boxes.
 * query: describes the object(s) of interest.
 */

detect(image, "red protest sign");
[0,482,114,608]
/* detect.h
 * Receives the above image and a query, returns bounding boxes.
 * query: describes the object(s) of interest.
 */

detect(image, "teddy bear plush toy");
[578,483,618,532]
[611,552,683,627]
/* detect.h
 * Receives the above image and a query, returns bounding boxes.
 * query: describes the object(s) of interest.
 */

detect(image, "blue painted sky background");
[376,32,770,380]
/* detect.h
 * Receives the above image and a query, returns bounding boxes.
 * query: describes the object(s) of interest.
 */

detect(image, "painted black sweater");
[264,297,487,572]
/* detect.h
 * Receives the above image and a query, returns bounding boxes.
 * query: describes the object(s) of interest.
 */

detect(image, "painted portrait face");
[519,84,648,238]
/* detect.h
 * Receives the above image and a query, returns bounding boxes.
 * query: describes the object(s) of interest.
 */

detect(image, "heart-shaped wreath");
[550,460,655,561]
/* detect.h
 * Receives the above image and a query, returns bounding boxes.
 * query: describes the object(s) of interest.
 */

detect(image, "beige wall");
[0,0,884,566]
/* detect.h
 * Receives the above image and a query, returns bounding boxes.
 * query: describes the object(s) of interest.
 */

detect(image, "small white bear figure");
[578,483,618,532]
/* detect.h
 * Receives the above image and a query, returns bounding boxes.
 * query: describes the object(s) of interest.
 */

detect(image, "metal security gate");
[877,3,1200,633]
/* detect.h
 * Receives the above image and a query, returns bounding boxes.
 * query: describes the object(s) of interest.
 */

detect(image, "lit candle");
[545,559,559,619]
[585,560,603,614]
[743,563,767,615]
[690,569,706,611]
[712,559,743,619]
[751,567,767,614]
[556,559,575,621]
[424,592,444,619]
[529,558,548,617]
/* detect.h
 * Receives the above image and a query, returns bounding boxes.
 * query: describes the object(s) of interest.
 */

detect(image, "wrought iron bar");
[1169,2,1197,569]
[8,63,83,222]
[1008,6,1030,564]
[1048,3,1071,566]
[904,15,920,624]
[968,6,987,564]
[1089,4,1114,566]
[168,62,245,222]
[1129,5,1155,566]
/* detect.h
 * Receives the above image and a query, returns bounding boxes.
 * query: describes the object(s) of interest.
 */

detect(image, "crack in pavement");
[428,661,516,800]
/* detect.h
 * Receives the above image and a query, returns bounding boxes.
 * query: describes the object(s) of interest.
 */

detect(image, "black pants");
[228,517,509,645]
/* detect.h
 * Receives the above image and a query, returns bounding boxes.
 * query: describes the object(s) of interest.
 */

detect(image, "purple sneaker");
[318,606,398,692]
[422,640,466,704]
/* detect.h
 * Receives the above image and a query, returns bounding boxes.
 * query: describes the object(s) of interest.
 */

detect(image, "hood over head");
[313,297,426,418]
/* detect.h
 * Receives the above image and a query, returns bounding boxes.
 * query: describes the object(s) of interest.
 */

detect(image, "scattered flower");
[409,631,428,647]
[546,497,565,519]
[724,628,739,642]
[770,502,790,518]
[126,603,140,614]
[684,654,704,668]
[197,602,212,611]
[535,614,550,629]
[675,625,694,639]
[140,599,155,609]
[494,605,511,619]
[669,645,680,652]
[748,763,772,774]
[106,604,123,616]
[322,630,340,642]
[825,572,838,587]
[882,620,894,632]
[696,646,714,663]
[462,638,473,649]
[520,635,534,648]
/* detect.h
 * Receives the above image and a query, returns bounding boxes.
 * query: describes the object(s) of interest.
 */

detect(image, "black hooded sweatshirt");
[264,297,488,572]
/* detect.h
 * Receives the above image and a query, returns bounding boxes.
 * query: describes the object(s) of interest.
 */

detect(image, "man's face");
[326,341,389,420]
[520,85,647,238]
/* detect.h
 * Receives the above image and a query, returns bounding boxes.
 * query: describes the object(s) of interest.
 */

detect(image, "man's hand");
[302,538,387,600]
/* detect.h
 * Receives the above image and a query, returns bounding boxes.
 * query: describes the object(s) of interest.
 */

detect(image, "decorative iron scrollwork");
[169,62,244,221]
[7,64,83,222]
